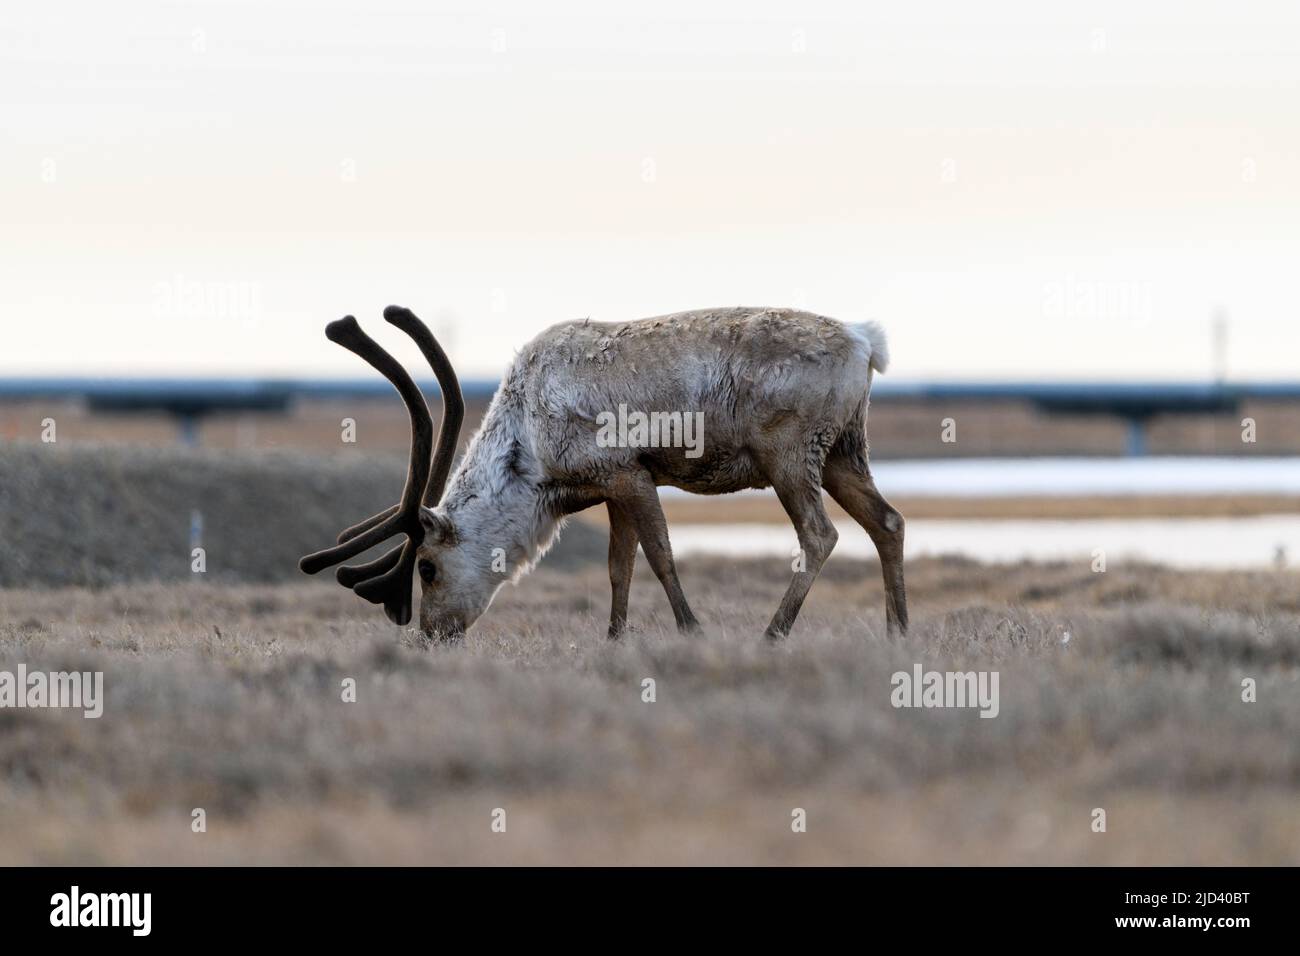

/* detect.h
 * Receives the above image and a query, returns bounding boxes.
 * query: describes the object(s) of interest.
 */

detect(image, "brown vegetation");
[1,555,1296,865]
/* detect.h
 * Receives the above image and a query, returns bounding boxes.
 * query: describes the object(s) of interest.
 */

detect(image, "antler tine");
[353,537,421,625]
[337,504,398,545]
[300,513,405,575]
[335,540,404,588]
[383,305,465,507]
[298,315,434,580]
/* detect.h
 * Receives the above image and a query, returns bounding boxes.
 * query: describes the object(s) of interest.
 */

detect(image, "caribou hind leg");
[822,454,908,637]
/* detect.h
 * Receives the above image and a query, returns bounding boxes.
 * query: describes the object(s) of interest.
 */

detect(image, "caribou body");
[301,305,907,641]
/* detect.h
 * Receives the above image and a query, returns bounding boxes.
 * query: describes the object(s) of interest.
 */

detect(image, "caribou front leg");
[608,472,700,634]
[606,500,639,638]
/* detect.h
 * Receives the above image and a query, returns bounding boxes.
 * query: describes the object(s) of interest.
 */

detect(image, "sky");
[2,1,1298,380]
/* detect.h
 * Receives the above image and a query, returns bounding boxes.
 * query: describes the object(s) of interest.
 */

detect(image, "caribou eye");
[418,560,437,584]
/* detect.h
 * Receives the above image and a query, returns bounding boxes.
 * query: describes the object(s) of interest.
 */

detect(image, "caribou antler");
[298,306,463,626]
[385,304,466,505]
[333,305,465,545]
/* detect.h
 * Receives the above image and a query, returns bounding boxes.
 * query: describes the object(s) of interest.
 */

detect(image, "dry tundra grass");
[2,551,1297,865]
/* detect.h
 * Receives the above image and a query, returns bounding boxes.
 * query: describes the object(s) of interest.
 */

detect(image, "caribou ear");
[419,508,457,545]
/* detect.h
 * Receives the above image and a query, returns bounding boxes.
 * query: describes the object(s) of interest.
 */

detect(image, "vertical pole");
[1125,417,1148,457]
[189,509,204,552]
[178,414,200,447]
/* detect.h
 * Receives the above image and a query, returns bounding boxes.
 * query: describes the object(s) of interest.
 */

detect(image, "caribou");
[300,305,907,640]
